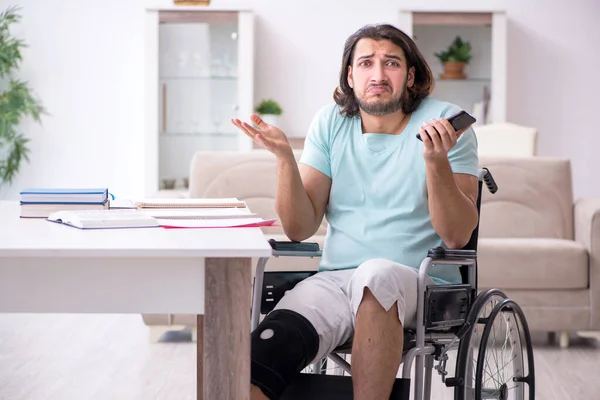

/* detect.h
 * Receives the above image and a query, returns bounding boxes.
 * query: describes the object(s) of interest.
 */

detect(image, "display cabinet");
[398,10,507,125]
[145,7,254,196]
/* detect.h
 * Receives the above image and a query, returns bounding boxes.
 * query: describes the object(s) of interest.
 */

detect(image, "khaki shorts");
[272,258,434,364]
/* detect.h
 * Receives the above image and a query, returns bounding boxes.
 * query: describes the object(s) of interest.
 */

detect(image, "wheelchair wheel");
[454,288,508,400]
[475,299,534,400]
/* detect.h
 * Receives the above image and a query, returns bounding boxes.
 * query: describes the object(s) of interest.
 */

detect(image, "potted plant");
[0,6,45,186]
[434,36,472,80]
[255,98,282,126]
[174,0,211,5]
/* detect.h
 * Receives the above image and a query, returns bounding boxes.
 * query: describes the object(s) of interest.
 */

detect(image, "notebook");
[142,207,255,219]
[136,198,246,209]
[158,218,278,228]
[20,200,109,218]
[47,209,159,229]
[143,207,277,227]
[20,188,109,204]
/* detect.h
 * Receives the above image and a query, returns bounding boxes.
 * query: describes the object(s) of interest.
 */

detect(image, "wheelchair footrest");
[280,373,410,400]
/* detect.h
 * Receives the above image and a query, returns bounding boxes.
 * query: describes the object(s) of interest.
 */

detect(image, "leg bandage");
[251,309,319,400]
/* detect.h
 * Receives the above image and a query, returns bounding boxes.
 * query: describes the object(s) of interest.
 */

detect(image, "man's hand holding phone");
[417,110,475,162]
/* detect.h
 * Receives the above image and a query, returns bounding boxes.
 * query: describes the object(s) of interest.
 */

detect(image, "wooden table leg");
[202,257,251,400]
[197,314,204,400]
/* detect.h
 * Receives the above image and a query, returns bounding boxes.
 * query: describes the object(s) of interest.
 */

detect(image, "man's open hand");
[231,114,293,160]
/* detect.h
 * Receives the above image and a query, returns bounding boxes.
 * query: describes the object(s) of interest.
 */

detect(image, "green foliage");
[434,36,472,64]
[255,98,282,115]
[0,5,45,186]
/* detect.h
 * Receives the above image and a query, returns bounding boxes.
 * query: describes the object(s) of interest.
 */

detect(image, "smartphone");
[416,110,476,141]
[268,238,320,252]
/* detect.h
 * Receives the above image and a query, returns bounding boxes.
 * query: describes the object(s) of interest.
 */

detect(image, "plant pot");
[440,61,467,79]
[174,0,211,5]
[161,178,176,190]
[260,114,280,127]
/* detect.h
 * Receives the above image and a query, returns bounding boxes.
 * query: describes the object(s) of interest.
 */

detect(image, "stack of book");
[19,188,110,218]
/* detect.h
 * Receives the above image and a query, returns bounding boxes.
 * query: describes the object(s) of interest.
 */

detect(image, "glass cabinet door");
[157,11,244,191]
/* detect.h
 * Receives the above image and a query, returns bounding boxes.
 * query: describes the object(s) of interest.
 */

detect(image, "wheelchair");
[251,168,535,400]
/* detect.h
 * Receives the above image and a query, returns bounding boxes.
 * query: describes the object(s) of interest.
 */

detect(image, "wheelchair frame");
[250,168,535,400]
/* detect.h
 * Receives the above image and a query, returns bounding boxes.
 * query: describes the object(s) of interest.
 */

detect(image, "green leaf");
[255,98,283,115]
[0,5,45,186]
[435,35,472,64]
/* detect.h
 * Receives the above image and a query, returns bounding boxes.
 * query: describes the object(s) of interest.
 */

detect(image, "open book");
[47,209,277,229]
[47,209,159,229]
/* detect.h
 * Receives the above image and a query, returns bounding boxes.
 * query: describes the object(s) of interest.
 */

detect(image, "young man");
[232,23,479,400]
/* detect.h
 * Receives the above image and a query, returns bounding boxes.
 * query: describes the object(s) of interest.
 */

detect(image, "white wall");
[0,0,147,200]
[0,0,599,200]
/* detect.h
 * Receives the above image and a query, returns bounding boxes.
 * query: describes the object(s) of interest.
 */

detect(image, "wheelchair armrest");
[269,239,323,258]
[427,246,476,260]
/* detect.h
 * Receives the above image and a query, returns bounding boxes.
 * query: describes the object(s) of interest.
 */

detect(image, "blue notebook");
[20,188,109,204]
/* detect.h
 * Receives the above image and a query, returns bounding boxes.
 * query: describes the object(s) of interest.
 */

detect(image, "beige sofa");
[142,150,600,347]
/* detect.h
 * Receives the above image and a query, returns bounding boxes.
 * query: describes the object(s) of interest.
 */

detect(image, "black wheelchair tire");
[454,288,508,400]
[475,299,535,400]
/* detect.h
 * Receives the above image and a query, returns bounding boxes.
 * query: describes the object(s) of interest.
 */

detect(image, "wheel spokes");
[475,299,534,400]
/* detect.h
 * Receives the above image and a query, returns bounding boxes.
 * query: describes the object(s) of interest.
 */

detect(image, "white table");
[0,201,272,400]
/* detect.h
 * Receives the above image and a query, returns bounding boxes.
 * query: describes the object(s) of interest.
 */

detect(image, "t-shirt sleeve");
[299,105,333,178]
[444,107,479,177]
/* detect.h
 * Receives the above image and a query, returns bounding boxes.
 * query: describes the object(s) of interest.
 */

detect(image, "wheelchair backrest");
[459,168,500,285]
[458,178,483,285]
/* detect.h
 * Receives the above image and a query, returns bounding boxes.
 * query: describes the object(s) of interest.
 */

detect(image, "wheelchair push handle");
[481,168,498,194]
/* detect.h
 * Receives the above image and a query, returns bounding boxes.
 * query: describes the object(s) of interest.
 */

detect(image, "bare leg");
[352,288,403,400]
[251,384,269,400]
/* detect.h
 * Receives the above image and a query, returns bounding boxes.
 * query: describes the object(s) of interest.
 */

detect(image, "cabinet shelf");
[412,12,493,26]
[160,76,238,81]
[160,131,239,137]
[435,77,491,83]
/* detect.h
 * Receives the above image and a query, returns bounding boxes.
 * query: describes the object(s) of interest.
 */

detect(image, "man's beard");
[356,80,408,116]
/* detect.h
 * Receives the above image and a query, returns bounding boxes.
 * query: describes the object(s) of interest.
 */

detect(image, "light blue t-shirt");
[299,97,479,284]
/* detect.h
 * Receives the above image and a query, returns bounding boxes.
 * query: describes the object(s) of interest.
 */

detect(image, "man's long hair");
[334,24,434,117]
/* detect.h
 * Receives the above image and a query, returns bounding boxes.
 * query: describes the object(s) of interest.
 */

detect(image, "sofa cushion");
[477,157,574,240]
[188,150,328,236]
[477,238,588,290]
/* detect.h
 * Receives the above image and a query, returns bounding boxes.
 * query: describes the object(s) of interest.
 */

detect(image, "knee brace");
[251,309,319,400]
